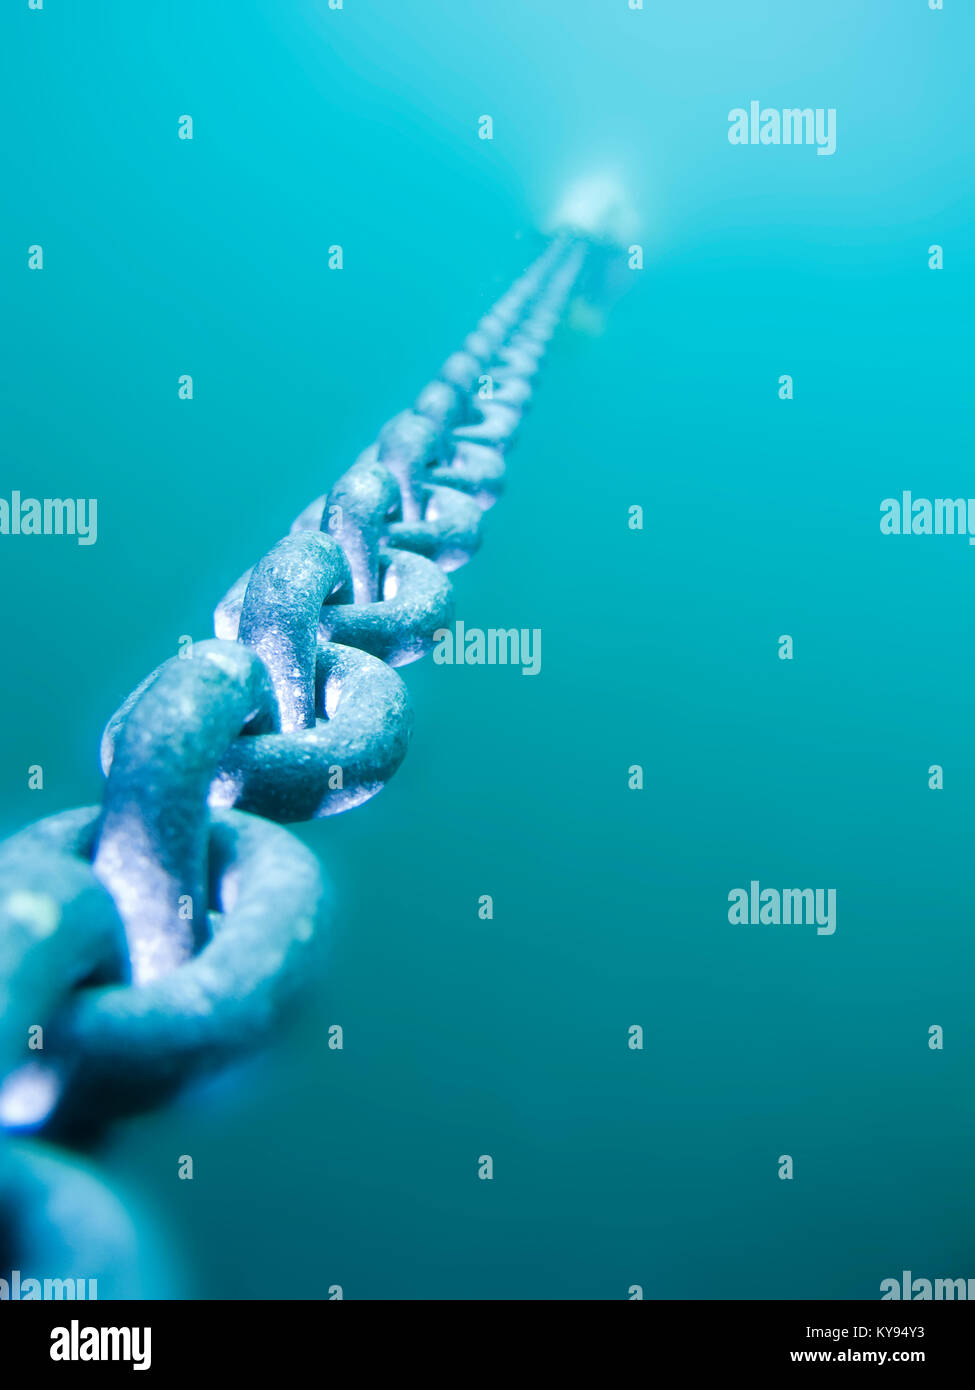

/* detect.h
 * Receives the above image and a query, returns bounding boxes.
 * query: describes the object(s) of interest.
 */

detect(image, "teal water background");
[2,0,973,1298]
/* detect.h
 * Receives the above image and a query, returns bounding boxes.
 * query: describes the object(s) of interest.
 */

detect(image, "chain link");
[0,232,589,1289]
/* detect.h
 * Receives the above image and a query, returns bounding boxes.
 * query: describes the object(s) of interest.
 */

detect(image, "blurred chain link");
[0,233,588,1290]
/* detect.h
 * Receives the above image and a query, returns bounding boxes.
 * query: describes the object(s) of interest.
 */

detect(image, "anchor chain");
[0,233,588,1289]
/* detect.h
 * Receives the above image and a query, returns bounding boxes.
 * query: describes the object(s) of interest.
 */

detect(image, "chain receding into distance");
[0,231,590,1291]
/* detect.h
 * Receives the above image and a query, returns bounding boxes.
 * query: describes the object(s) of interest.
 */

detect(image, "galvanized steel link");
[96,640,280,983]
[0,803,330,1134]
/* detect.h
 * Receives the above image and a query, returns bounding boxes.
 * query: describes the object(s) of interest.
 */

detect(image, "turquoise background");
[2,0,973,1298]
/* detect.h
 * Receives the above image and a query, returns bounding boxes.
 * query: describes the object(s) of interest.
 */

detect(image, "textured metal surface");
[1,804,329,1133]
[96,640,279,983]
[0,231,590,1283]
[238,532,354,732]
[210,642,413,822]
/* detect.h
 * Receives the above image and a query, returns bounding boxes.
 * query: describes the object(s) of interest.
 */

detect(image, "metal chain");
[0,231,588,1292]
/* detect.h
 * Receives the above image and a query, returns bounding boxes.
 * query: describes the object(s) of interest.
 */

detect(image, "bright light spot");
[3,890,61,938]
[324,677,343,719]
[208,771,243,808]
[550,173,639,244]
[0,1062,61,1130]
